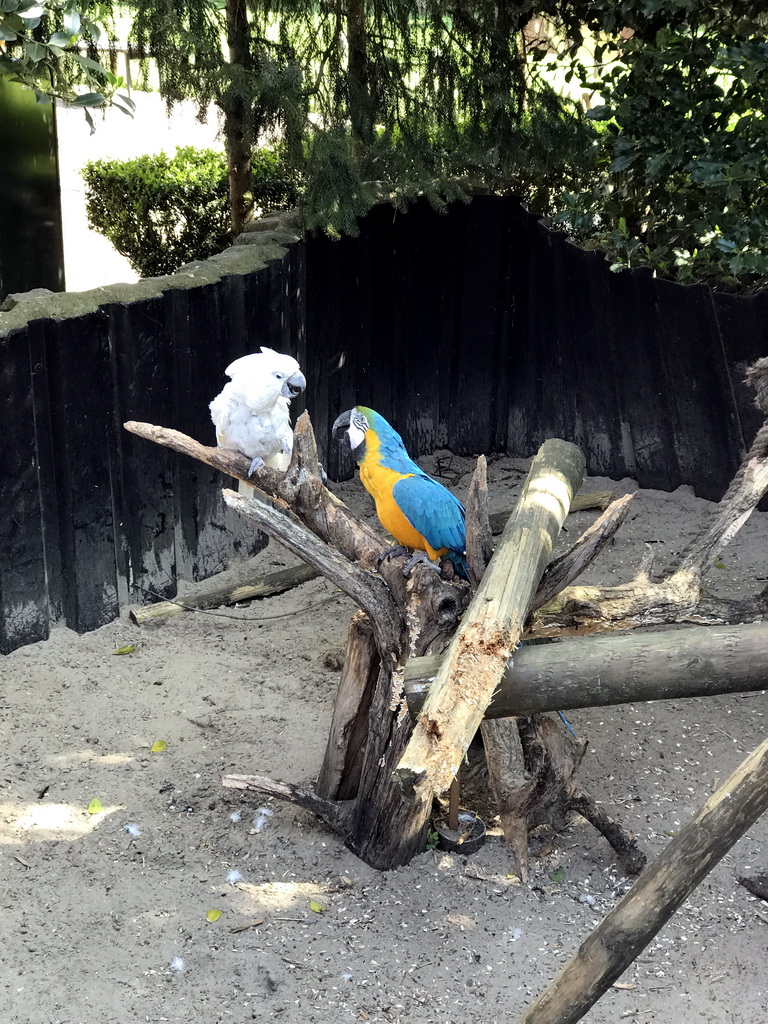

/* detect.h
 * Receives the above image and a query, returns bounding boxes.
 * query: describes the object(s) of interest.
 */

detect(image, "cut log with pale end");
[517,733,768,1024]
[404,621,768,719]
[487,490,615,536]
[531,494,635,613]
[393,438,586,802]
[130,564,320,624]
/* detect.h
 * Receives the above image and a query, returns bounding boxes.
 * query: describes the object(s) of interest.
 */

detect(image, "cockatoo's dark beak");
[283,370,306,399]
[332,409,353,445]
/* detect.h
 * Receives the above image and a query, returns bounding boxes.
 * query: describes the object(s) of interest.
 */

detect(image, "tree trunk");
[224,0,253,239]
[347,0,373,157]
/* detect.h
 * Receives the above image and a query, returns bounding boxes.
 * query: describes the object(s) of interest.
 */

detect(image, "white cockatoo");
[209,348,307,483]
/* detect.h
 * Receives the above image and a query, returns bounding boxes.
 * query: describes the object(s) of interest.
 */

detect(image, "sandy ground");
[2,453,768,1024]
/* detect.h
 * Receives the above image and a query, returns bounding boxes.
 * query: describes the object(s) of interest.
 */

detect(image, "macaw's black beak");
[332,409,353,445]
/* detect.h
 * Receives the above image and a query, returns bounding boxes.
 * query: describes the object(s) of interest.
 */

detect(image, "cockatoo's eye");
[273,371,285,380]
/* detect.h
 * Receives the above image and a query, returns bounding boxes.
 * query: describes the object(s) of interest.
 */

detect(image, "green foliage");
[553,1,768,291]
[0,0,134,121]
[83,145,300,277]
[126,2,597,239]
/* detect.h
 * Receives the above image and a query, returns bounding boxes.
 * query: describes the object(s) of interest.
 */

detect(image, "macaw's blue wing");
[392,472,466,558]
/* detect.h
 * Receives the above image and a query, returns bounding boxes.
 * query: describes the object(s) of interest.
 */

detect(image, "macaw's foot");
[247,455,265,477]
[402,551,441,577]
[557,710,577,738]
[378,544,411,565]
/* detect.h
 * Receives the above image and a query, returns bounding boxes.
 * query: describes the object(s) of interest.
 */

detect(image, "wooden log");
[129,563,320,624]
[517,734,768,1024]
[393,439,586,801]
[404,621,768,718]
[487,489,614,536]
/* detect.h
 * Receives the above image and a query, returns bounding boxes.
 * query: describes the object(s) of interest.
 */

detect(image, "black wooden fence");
[305,196,768,491]
[2,195,767,654]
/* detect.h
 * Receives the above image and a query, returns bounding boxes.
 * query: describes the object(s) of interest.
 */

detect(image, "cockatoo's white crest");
[209,347,306,477]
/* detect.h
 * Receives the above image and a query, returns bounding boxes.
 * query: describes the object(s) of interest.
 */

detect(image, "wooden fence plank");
[654,278,742,500]
[0,326,50,651]
[608,266,679,491]
[562,245,625,477]
[108,297,176,606]
[711,290,767,456]
[536,226,584,452]
[44,311,120,633]
[505,201,538,455]
[447,195,511,456]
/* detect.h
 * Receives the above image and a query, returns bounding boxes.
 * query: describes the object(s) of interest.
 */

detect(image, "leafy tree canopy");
[553,0,768,289]
[127,1,596,236]
[4,0,767,290]
[0,1,134,123]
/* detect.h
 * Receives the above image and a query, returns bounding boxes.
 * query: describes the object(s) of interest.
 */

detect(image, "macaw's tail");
[445,550,470,581]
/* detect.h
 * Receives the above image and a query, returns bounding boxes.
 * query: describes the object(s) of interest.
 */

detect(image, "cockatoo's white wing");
[209,347,306,482]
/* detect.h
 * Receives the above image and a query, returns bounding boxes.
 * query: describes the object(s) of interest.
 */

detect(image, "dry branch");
[528,363,768,637]
[130,564,320,624]
[222,773,344,828]
[404,621,768,718]
[518,734,768,1024]
[222,488,402,657]
[125,416,388,568]
[393,439,586,802]
[465,455,494,589]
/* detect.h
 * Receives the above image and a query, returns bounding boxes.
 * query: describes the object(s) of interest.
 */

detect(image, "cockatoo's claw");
[378,544,411,565]
[402,551,441,577]
[247,455,265,477]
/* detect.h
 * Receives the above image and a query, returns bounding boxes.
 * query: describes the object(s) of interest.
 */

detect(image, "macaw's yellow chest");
[359,459,443,558]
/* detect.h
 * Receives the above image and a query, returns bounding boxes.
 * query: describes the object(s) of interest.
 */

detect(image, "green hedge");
[83,146,301,277]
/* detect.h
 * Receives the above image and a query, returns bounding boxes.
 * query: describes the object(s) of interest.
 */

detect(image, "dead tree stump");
[124,357,768,873]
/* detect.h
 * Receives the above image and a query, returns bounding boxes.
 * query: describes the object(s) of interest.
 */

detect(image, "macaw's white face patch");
[347,409,369,452]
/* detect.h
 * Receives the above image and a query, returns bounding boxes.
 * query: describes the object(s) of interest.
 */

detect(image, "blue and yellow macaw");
[332,406,469,580]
